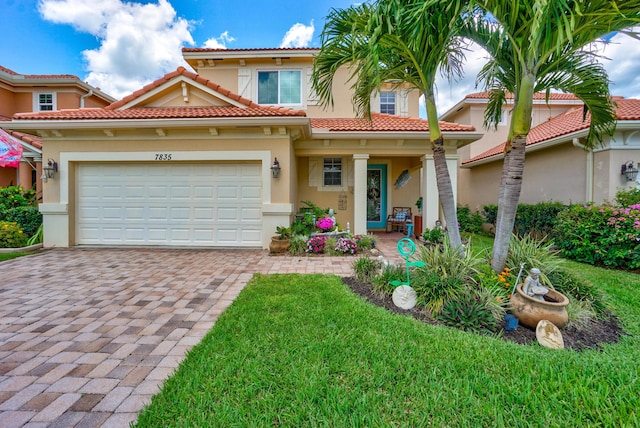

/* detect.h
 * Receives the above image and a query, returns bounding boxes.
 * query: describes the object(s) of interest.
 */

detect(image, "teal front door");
[367,164,387,229]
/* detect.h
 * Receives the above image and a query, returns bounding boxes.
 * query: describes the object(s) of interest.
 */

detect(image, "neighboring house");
[440,92,640,210]
[5,48,481,249]
[0,65,115,194]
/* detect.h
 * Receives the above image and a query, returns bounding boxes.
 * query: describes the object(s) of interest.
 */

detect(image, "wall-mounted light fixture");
[42,158,58,182]
[621,161,639,182]
[271,157,281,178]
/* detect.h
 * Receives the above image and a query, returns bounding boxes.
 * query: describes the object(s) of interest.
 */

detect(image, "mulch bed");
[342,277,628,351]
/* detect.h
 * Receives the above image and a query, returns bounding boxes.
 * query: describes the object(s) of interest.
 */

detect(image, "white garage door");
[76,163,262,247]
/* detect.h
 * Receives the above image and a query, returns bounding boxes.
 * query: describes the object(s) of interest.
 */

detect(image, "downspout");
[80,89,93,108]
[573,138,593,203]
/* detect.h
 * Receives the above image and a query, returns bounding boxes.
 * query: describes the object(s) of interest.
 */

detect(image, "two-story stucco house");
[4,48,482,249]
[0,65,114,194]
[440,92,640,210]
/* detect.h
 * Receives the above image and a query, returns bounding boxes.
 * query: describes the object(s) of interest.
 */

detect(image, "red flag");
[0,128,23,168]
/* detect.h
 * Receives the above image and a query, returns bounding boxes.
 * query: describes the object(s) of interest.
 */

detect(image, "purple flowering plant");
[306,236,327,253]
[317,217,335,231]
[335,237,358,254]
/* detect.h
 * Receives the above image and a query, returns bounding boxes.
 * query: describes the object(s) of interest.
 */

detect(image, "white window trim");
[256,69,303,106]
[309,157,351,192]
[380,91,396,115]
[33,92,57,112]
[33,91,58,113]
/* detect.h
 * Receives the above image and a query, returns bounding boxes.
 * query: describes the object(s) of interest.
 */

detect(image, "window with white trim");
[323,157,342,186]
[37,93,55,111]
[380,91,396,115]
[258,70,301,105]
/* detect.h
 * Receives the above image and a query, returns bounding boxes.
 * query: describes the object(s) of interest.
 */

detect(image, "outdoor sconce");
[42,158,58,182]
[621,161,639,182]
[271,157,281,178]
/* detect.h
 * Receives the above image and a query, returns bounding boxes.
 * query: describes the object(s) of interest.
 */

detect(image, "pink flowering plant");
[306,236,327,253]
[335,237,358,254]
[554,203,640,269]
[317,217,335,232]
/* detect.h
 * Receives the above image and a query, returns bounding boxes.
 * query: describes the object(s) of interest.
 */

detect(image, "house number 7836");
[155,153,172,160]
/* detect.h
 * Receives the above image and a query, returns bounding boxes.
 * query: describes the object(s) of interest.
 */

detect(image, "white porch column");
[447,155,459,211]
[353,154,370,235]
[422,155,439,229]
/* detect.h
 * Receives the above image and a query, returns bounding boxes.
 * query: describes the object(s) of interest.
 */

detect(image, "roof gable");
[464,98,640,165]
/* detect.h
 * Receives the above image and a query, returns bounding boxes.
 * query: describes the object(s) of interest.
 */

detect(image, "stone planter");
[269,237,290,254]
[510,284,569,329]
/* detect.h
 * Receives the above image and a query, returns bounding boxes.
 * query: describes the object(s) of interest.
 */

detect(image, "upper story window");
[323,158,342,186]
[258,70,301,105]
[380,91,396,115]
[35,93,55,111]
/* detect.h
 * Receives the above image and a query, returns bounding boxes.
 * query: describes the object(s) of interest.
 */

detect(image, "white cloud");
[203,31,235,49]
[435,41,490,115]
[596,28,640,99]
[279,21,315,48]
[38,0,194,99]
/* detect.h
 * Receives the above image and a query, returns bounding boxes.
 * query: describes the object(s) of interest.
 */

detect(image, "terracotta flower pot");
[269,237,290,254]
[510,284,569,329]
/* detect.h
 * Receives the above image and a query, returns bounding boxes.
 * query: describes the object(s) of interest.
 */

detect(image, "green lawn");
[0,251,37,262]
[135,264,640,426]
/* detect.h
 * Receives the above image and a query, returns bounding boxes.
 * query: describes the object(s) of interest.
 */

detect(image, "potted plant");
[414,197,423,237]
[269,226,292,254]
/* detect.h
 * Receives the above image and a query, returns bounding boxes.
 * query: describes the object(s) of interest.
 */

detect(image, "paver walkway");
[0,233,406,427]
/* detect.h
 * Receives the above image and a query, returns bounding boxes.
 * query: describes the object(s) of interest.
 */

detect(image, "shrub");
[615,187,640,207]
[422,227,444,244]
[306,236,327,254]
[438,293,498,335]
[335,237,357,254]
[506,234,565,285]
[483,202,569,239]
[288,234,309,255]
[354,234,376,251]
[372,264,405,297]
[546,269,609,317]
[324,237,338,255]
[415,239,483,284]
[0,186,37,215]
[412,273,465,315]
[352,256,383,284]
[553,204,640,269]
[0,221,28,248]
[457,205,484,234]
[3,206,42,237]
[26,224,43,246]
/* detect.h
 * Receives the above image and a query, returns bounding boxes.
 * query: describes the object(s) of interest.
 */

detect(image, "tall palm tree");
[312,0,471,249]
[465,0,640,272]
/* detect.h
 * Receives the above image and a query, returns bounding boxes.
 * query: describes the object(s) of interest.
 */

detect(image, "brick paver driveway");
[0,248,356,427]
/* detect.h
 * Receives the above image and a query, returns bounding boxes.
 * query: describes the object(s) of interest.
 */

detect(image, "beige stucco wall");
[295,156,422,231]
[0,86,16,117]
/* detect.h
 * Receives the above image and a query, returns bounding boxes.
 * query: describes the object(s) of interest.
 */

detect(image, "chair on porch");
[386,207,412,233]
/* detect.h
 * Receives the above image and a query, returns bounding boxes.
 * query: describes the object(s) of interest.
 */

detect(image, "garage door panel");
[77,163,262,247]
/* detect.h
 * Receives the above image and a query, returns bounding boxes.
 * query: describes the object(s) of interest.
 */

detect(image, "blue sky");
[2,0,640,114]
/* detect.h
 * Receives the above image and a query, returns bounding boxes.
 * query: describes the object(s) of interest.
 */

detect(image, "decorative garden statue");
[522,268,548,301]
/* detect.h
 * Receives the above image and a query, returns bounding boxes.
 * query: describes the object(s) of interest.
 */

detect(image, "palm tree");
[312,0,471,250]
[465,0,640,272]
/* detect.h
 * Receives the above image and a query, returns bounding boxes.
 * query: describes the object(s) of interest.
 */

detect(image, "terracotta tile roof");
[464,98,640,165]
[311,114,475,132]
[0,65,18,75]
[182,47,320,53]
[0,64,80,80]
[465,91,580,101]
[13,106,306,120]
[0,128,42,149]
[0,115,12,122]
[104,66,305,117]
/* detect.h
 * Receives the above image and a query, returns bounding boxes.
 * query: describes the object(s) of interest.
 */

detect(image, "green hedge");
[457,205,484,234]
[2,206,42,237]
[483,202,568,239]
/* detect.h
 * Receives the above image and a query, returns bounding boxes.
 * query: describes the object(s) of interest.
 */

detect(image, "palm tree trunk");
[491,137,525,272]
[491,73,535,272]
[425,92,462,250]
